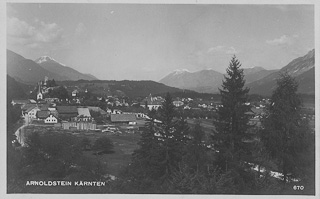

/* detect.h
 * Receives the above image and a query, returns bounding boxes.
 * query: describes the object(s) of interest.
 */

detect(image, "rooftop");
[111,114,136,122]
[56,106,78,114]
[77,107,91,117]
[36,110,50,119]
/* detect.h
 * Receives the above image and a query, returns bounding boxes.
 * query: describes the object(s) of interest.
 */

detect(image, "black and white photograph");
[4,0,319,197]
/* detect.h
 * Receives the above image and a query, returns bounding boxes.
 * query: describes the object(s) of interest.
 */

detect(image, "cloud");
[7,17,64,47]
[226,46,238,55]
[36,21,63,43]
[207,45,224,53]
[7,17,35,38]
[266,34,299,46]
[207,46,239,54]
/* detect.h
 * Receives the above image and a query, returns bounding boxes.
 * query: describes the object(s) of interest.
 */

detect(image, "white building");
[26,106,40,119]
[44,114,58,124]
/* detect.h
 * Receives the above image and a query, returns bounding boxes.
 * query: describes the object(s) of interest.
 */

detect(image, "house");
[72,90,79,97]
[25,106,40,119]
[173,101,184,107]
[110,114,136,124]
[198,104,208,108]
[44,114,58,124]
[106,109,112,114]
[141,94,163,110]
[76,107,92,122]
[56,106,78,120]
[112,109,122,114]
[44,98,59,103]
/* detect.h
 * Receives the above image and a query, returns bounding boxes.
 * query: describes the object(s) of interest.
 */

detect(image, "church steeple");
[37,82,43,100]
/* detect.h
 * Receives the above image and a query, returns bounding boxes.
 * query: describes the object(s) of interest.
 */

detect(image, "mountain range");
[159,66,278,94]
[7,50,97,84]
[247,49,315,96]
[159,69,224,93]
[159,49,315,96]
[7,49,315,97]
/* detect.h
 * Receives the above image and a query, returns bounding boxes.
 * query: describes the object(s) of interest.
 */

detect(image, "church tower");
[37,83,43,100]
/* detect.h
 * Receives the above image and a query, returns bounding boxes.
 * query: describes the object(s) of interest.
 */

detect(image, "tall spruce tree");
[157,92,189,179]
[213,56,253,172]
[261,73,312,186]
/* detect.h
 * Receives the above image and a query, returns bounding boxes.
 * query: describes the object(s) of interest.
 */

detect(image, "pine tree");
[132,119,163,179]
[212,55,253,172]
[157,92,181,179]
[185,121,207,174]
[261,72,312,185]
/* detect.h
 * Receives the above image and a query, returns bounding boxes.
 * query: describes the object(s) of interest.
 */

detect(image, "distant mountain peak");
[8,50,98,83]
[245,66,265,70]
[35,56,66,66]
[173,69,190,75]
[304,48,315,60]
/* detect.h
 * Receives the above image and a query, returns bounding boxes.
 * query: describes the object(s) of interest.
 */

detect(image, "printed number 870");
[293,185,304,191]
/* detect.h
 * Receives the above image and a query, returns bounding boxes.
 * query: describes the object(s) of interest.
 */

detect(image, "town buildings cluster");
[13,76,311,134]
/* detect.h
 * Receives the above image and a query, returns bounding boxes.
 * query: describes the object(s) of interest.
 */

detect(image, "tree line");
[112,56,314,194]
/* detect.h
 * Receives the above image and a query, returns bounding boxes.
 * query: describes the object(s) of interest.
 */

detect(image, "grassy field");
[81,132,141,176]
[21,124,141,177]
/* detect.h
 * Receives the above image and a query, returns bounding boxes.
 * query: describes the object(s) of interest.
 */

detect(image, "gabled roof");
[21,103,36,110]
[26,106,40,113]
[56,106,78,114]
[87,106,107,115]
[39,104,50,111]
[21,103,37,111]
[111,114,136,122]
[45,114,58,119]
[50,110,59,117]
[77,107,91,117]
[36,110,50,119]
[29,99,37,104]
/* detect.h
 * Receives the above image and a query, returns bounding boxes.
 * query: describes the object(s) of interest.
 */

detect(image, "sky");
[6,3,315,81]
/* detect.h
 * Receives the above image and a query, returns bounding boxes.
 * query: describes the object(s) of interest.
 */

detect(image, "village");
[11,77,284,140]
